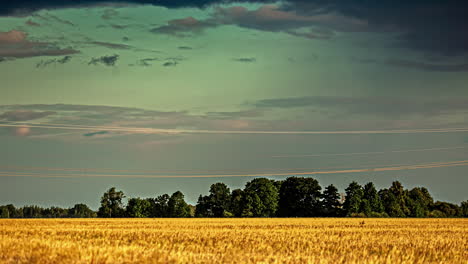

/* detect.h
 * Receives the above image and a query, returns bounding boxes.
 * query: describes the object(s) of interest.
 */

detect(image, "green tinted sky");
[0,3,467,208]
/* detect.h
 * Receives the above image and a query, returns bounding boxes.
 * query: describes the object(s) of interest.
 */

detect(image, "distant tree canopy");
[1,178,467,218]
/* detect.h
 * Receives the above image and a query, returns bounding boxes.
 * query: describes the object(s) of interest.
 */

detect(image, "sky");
[0,0,467,209]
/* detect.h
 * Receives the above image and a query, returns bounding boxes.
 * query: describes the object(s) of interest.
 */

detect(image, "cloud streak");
[0,160,467,178]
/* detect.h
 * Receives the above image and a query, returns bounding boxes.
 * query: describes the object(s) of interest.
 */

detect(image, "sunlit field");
[1,219,467,263]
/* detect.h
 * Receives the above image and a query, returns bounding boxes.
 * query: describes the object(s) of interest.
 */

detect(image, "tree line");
[1,177,467,218]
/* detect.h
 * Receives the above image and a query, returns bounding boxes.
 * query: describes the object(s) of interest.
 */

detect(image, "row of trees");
[1,177,467,218]
[0,203,96,218]
[195,178,468,218]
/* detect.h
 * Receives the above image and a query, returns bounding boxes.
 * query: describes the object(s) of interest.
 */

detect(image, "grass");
[0,218,467,263]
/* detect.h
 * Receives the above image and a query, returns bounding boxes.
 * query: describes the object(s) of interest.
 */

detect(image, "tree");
[68,204,96,218]
[343,181,363,216]
[195,194,212,217]
[230,189,244,217]
[168,191,191,217]
[242,178,279,217]
[0,206,9,218]
[278,177,322,217]
[433,201,461,217]
[322,184,341,217]
[126,198,152,218]
[363,182,384,214]
[97,187,125,218]
[150,194,171,217]
[208,183,231,217]
[407,187,433,217]
[461,200,468,217]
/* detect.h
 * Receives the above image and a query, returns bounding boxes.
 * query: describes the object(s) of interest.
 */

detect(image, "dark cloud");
[151,17,218,37]
[162,61,178,67]
[88,41,133,50]
[25,19,40,27]
[83,131,109,137]
[101,8,119,20]
[88,54,119,66]
[0,110,56,121]
[286,0,468,55]
[135,57,160,66]
[252,96,468,117]
[36,55,72,68]
[178,46,193,50]
[385,60,468,72]
[122,37,130,41]
[233,57,256,63]
[0,30,80,58]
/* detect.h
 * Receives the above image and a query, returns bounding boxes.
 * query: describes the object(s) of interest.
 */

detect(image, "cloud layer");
[0,30,79,58]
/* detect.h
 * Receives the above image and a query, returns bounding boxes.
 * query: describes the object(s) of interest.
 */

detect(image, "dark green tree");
[407,187,433,217]
[322,184,341,217]
[195,194,212,217]
[68,204,96,218]
[278,177,322,217]
[432,201,461,217]
[363,182,384,215]
[168,191,191,217]
[230,189,244,217]
[150,194,171,217]
[209,183,231,217]
[343,181,364,216]
[461,200,468,217]
[126,198,152,218]
[97,187,125,218]
[242,178,279,217]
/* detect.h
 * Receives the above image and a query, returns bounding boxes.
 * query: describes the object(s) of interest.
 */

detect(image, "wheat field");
[0,218,466,264]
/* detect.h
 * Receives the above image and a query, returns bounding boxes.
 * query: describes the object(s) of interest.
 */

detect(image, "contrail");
[272,146,468,158]
[2,122,468,135]
[0,160,467,178]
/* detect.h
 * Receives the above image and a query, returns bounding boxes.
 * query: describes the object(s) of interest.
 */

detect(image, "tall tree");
[242,178,279,217]
[322,184,342,217]
[343,181,363,216]
[278,177,322,217]
[230,189,244,217]
[363,182,384,214]
[97,187,125,218]
[208,183,231,217]
[150,194,171,217]
[168,191,191,217]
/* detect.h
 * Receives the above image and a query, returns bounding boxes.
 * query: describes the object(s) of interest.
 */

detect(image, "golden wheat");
[0,218,466,263]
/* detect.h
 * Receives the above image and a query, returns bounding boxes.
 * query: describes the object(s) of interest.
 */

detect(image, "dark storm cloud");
[178,46,193,50]
[36,55,72,68]
[233,57,256,63]
[88,54,119,66]
[385,60,468,73]
[0,30,80,58]
[285,0,468,55]
[253,96,468,117]
[0,110,56,121]
[0,1,466,55]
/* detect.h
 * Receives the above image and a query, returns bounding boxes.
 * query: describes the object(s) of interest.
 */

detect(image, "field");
[0,218,467,264]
